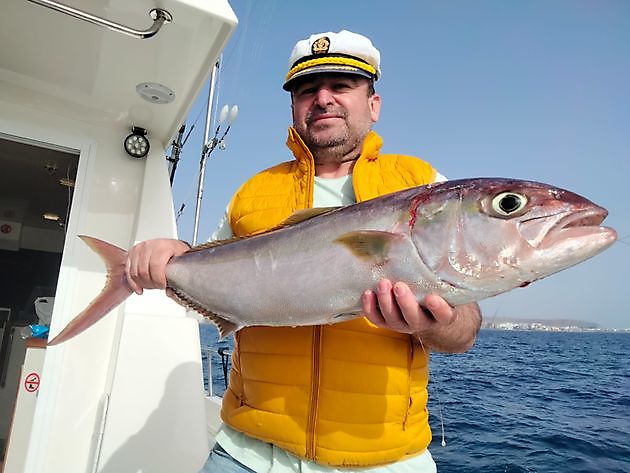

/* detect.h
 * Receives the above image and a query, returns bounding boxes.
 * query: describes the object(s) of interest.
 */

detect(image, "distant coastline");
[482,317,630,333]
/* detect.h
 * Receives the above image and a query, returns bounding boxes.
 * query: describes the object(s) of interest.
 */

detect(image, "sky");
[170,0,630,329]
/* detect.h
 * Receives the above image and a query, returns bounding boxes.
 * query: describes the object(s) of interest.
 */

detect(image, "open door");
[0,135,78,469]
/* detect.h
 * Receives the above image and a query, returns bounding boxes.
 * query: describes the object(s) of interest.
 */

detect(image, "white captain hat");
[283,30,381,91]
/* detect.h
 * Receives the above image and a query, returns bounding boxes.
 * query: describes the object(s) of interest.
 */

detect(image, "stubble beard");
[299,114,372,165]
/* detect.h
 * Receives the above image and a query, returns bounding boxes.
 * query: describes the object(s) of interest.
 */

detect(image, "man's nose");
[313,87,334,107]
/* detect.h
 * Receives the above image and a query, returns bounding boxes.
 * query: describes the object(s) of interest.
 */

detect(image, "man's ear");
[369,93,381,122]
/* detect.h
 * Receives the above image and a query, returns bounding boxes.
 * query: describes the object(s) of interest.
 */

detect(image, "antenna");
[192,60,238,245]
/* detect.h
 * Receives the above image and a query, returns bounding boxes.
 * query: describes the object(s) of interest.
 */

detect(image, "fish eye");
[491,192,528,216]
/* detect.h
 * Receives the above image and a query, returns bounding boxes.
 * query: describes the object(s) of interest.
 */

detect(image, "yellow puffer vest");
[221,129,437,467]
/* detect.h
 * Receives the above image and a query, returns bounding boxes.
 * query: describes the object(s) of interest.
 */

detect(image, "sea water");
[200,327,630,472]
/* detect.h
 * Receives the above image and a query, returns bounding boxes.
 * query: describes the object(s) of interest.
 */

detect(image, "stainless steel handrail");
[200,345,232,396]
[26,0,172,39]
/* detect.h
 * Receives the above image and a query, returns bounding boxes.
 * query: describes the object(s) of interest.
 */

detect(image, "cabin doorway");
[0,134,78,467]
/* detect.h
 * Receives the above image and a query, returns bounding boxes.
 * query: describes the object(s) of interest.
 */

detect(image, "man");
[127,30,481,472]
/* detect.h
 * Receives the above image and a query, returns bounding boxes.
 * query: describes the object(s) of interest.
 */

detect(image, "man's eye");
[296,87,316,96]
[333,83,352,91]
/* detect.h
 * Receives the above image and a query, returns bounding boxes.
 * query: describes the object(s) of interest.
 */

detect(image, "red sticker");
[24,373,40,392]
[0,224,11,234]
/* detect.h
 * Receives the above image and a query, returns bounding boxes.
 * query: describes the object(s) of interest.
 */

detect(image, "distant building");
[482,318,608,332]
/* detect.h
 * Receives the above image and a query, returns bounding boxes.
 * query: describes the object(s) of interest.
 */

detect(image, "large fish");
[48,178,616,345]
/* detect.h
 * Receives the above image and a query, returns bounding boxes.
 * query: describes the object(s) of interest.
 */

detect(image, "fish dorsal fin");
[186,233,259,253]
[186,236,249,252]
[168,287,240,339]
[185,207,341,253]
[281,207,340,226]
[334,230,404,261]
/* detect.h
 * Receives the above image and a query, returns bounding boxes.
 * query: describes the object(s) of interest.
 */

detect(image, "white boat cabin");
[0,1,237,471]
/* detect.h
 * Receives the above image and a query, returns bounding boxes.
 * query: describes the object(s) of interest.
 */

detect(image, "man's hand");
[362,279,481,353]
[125,238,190,294]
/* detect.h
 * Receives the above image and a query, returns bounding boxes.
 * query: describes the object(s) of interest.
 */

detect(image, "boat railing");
[200,345,231,397]
[26,0,172,39]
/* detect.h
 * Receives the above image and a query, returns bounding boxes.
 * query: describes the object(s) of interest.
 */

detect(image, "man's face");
[291,74,381,158]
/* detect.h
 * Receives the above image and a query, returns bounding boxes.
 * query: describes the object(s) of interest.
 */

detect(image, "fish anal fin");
[169,288,240,339]
[334,231,403,261]
[205,313,240,339]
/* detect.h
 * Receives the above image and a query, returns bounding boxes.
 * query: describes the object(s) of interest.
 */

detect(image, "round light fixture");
[124,127,150,158]
[136,82,175,104]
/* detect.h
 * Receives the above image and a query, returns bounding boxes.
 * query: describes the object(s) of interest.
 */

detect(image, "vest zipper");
[306,326,322,460]
[402,336,414,430]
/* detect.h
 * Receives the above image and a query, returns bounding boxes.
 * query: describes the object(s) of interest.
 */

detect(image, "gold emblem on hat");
[311,36,330,55]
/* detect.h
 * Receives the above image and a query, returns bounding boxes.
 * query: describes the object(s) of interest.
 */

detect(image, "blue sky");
[171,0,629,328]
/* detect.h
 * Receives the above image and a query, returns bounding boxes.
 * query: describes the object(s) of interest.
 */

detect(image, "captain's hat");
[283,30,381,91]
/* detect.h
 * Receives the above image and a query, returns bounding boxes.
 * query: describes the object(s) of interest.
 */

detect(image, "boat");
[0,1,237,471]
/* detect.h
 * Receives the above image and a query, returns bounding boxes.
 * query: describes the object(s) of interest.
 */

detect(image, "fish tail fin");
[48,235,133,346]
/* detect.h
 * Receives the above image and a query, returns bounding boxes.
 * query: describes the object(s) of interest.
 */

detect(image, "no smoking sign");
[24,372,40,393]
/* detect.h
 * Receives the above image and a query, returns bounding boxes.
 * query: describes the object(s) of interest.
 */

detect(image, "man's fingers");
[125,239,190,294]
[135,246,154,289]
[373,280,418,331]
[393,283,423,325]
[362,288,388,326]
[366,281,455,334]
[125,255,142,295]
[393,283,436,332]
[422,294,456,326]
[375,279,399,320]
[127,242,159,292]
[148,252,169,289]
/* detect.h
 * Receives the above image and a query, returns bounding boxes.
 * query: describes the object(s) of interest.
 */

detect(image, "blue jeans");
[199,443,256,473]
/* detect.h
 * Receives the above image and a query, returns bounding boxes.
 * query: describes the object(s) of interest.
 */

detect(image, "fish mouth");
[537,207,616,249]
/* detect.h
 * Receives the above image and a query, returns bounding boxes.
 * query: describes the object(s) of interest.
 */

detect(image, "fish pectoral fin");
[334,230,404,261]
